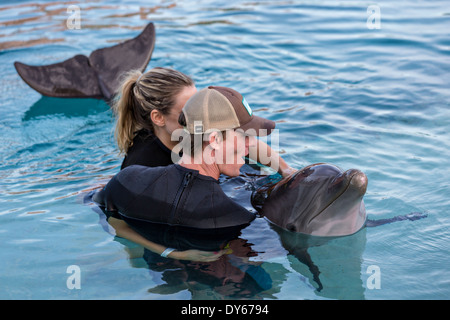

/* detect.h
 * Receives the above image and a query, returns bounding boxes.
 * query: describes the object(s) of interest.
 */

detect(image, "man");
[94,86,276,258]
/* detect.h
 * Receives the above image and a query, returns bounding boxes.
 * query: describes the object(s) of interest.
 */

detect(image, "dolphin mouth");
[305,170,367,226]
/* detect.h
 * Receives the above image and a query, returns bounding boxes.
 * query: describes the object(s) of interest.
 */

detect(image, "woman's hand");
[249,139,296,178]
[280,166,297,178]
[170,249,226,262]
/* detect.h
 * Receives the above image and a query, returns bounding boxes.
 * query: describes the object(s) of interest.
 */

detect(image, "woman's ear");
[150,109,165,127]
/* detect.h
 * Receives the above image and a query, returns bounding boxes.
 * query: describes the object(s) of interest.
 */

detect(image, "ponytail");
[112,70,146,154]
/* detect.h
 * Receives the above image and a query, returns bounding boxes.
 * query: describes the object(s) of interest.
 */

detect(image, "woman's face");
[163,85,197,135]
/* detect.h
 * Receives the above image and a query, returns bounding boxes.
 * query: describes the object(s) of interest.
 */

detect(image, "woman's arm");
[108,217,224,262]
[248,139,296,177]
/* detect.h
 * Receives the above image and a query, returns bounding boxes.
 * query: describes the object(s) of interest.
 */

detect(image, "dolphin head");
[251,163,368,237]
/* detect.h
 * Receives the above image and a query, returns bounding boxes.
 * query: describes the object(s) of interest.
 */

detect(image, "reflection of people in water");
[96,67,294,261]
[144,235,273,299]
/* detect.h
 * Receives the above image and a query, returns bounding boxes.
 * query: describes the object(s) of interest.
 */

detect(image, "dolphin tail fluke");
[14,22,156,102]
[14,55,103,99]
[366,212,428,228]
[88,22,156,101]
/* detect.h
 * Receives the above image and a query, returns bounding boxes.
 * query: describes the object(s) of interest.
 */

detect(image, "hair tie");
[136,73,144,84]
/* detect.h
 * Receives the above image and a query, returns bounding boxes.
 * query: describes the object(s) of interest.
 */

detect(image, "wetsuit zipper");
[169,172,193,225]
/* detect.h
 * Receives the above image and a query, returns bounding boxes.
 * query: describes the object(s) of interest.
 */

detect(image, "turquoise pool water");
[1,0,449,300]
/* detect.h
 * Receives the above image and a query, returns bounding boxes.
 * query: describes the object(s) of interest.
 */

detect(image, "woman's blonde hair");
[112,67,194,154]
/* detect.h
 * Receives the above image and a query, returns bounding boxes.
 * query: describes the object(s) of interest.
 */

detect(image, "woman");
[107,67,294,261]
[114,67,197,169]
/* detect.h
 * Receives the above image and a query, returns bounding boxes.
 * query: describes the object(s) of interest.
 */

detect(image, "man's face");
[215,129,256,177]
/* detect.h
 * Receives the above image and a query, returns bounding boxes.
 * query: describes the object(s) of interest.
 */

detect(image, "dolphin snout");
[345,169,368,195]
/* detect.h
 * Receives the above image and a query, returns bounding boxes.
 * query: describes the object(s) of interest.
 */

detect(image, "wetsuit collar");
[174,164,219,183]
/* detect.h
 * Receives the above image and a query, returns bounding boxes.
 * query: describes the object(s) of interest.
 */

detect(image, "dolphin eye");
[299,169,313,179]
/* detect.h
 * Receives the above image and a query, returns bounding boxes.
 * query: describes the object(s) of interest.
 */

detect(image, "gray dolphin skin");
[251,163,368,237]
[14,23,155,102]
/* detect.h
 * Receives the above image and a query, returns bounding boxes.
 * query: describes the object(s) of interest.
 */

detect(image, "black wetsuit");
[93,164,255,229]
[121,129,175,170]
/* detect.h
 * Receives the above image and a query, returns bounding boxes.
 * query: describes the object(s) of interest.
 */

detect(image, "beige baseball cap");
[181,86,275,136]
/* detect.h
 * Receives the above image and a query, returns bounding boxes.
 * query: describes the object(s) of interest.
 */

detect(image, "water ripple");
[1,0,449,300]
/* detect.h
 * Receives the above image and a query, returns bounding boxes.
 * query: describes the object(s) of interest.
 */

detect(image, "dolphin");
[251,163,369,237]
[14,23,155,102]
[251,163,427,237]
[248,162,428,293]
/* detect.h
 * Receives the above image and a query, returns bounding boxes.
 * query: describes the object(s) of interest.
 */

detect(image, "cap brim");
[238,115,276,136]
